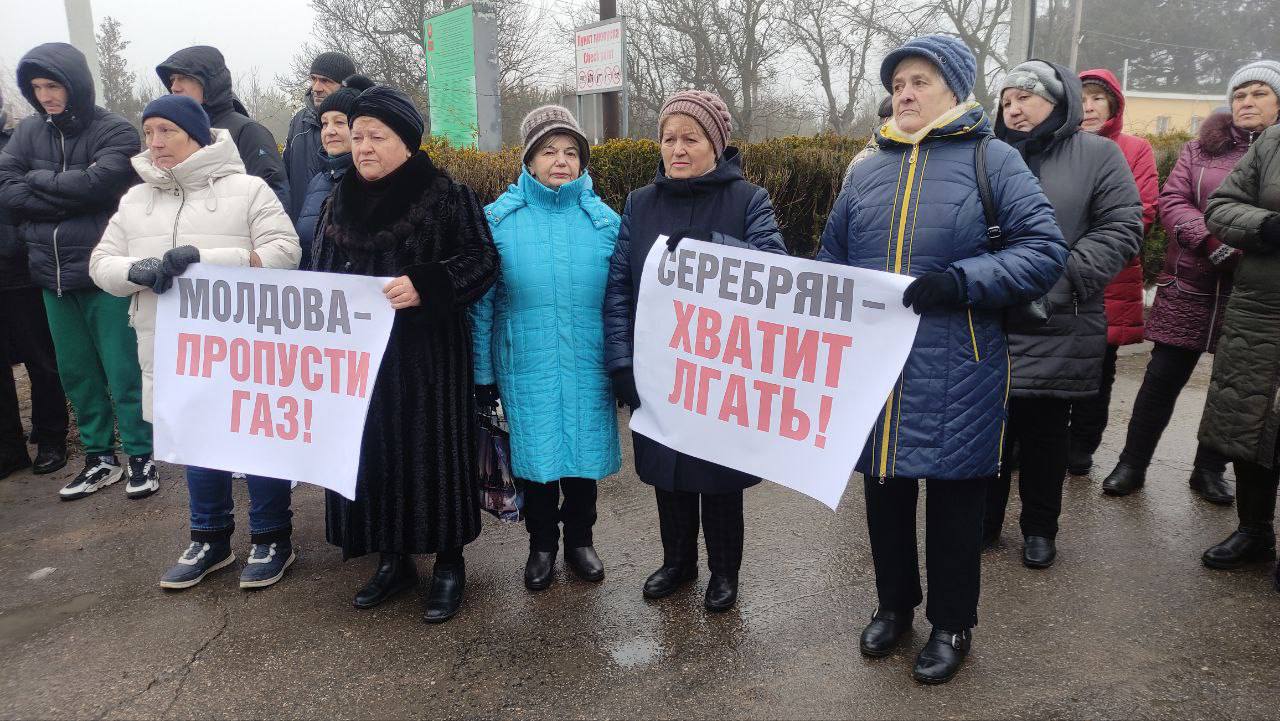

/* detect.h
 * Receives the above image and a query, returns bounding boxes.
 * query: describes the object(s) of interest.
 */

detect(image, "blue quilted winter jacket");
[472,169,622,483]
[817,102,1067,480]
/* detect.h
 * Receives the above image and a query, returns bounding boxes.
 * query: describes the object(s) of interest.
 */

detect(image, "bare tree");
[96,16,148,126]
[781,0,888,135]
[0,61,32,128]
[237,70,296,141]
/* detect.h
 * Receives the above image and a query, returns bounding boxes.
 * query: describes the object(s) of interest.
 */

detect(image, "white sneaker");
[59,455,124,501]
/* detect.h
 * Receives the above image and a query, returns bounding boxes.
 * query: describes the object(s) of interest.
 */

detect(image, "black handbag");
[974,135,1052,331]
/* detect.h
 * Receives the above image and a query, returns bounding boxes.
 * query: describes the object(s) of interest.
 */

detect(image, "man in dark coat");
[156,46,289,208]
[0,43,154,500]
[0,88,69,479]
[282,51,356,221]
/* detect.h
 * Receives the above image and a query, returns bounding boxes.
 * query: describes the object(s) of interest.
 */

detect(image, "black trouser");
[1119,342,1228,472]
[985,396,1070,539]
[1235,459,1279,534]
[1069,344,1118,457]
[864,475,985,631]
[0,287,68,457]
[654,487,744,576]
[523,477,598,552]
[435,546,464,566]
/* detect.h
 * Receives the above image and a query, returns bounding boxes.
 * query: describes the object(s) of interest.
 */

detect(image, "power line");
[1083,28,1239,55]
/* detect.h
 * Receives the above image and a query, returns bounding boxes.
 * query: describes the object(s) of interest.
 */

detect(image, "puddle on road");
[0,593,99,645]
[609,635,660,668]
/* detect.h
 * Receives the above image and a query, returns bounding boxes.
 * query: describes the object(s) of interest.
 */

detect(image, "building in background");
[1123,90,1223,135]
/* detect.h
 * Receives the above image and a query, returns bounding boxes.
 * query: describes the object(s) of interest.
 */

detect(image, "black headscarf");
[349,85,423,151]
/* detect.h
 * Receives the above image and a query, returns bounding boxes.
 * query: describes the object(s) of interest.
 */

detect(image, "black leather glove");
[611,368,641,410]
[127,257,172,294]
[666,227,714,252]
[475,384,499,409]
[160,245,201,278]
[902,270,965,314]
[1261,214,1280,247]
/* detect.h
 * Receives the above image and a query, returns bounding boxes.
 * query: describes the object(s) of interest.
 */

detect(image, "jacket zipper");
[52,122,67,297]
[878,143,922,478]
[170,173,187,249]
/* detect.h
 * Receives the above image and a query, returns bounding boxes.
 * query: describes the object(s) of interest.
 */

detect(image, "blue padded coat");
[817,103,1067,481]
[472,169,622,483]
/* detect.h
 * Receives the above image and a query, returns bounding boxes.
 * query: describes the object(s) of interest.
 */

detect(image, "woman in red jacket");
[1066,69,1159,476]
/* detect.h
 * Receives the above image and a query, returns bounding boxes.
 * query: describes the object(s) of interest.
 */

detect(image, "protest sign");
[630,238,921,509]
[152,264,396,500]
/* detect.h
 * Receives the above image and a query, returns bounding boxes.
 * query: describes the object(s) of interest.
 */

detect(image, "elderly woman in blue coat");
[818,36,1067,684]
[603,90,788,614]
[472,106,621,592]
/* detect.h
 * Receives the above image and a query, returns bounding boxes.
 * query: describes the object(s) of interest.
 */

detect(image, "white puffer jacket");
[91,128,301,420]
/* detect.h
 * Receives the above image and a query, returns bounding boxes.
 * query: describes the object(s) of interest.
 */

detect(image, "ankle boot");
[354,553,418,609]
[1102,462,1146,496]
[1202,527,1276,569]
[565,545,605,582]
[1189,467,1234,505]
[860,608,912,658]
[703,573,738,612]
[524,550,555,591]
[912,628,972,684]
[642,564,697,599]
[423,560,465,624]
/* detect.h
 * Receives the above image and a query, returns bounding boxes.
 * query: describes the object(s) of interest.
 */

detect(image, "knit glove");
[611,368,641,410]
[902,270,965,314]
[1261,214,1280,248]
[475,384,499,410]
[666,227,715,252]
[127,257,171,294]
[160,245,201,278]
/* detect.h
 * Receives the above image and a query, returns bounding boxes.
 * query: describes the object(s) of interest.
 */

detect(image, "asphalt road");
[1,343,1276,720]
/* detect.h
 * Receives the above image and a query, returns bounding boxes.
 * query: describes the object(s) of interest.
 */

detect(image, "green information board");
[424,5,478,147]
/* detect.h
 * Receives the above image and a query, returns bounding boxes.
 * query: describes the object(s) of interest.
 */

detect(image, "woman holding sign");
[603,90,787,613]
[311,84,499,624]
[89,95,302,591]
[472,106,621,592]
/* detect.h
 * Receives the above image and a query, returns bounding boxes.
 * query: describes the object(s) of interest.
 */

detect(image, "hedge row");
[423,132,1192,280]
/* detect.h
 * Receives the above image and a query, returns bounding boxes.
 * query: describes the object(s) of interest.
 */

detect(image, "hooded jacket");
[1147,112,1262,353]
[1080,69,1159,346]
[156,46,289,208]
[283,101,323,220]
[818,101,1067,481]
[1200,124,1280,467]
[603,147,787,494]
[89,128,301,420]
[0,42,139,294]
[995,61,1143,399]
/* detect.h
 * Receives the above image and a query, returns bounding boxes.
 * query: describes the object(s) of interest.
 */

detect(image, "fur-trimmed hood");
[1198,111,1254,158]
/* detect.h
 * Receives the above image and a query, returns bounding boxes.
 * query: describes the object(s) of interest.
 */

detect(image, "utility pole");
[64,0,105,103]
[1067,0,1084,69]
[600,0,622,139]
[1008,0,1032,65]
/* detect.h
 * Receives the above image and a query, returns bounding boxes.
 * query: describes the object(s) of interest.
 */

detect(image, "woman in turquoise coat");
[472,105,621,592]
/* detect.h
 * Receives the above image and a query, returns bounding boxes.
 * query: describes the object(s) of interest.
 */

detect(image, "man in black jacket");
[156,46,289,207]
[282,51,355,221]
[0,43,155,501]
[0,87,69,480]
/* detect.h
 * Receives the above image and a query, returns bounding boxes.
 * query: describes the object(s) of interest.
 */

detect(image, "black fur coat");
[315,151,498,557]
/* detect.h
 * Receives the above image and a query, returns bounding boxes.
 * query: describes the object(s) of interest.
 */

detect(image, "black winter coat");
[315,152,499,557]
[156,46,289,208]
[994,61,1143,398]
[283,103,323,220]
[603,149,788,494]
[0,42,138,294]
[0,120,29,290]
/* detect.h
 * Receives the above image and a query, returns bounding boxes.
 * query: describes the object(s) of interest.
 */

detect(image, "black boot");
[703,573,738,612]
[0,449,30,479]
[524,550,555,591]
[32,443,66,475]
[642,565,697,599]
[423,560,465,624]
[1201,528,1276,569]
[1189,467,1234,506]
[1066,445,1093,476]
[859,608,912,658]
[912,628,971,684]
[565,546,604,582]
[354,553,418,609]
[1022,535,1057,569]
[1102,462,1146,496]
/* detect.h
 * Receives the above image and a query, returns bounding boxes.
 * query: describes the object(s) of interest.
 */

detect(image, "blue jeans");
[186,466,293,544]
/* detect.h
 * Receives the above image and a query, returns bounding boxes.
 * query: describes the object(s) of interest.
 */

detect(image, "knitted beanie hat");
[309,52,356,83]
[659,90,733,157]
[520,104,590,170]
[142,94,212,146]
[1001,60,1066,105]
[880,35,978,102]
[316,74,375,120]
[1227,60,1280,103]
[349,84,424,151]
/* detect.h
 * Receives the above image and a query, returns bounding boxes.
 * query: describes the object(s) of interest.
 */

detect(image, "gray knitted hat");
[1001,60,1065,105]
[660,90,733,157]
[520,104,589,170]
[1227,60,1280,103]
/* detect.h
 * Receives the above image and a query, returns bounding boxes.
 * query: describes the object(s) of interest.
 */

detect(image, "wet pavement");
[1,342,1277,719]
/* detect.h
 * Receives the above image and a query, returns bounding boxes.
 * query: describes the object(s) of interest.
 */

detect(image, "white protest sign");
[630,238,920,509]
[152,264,396,500]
